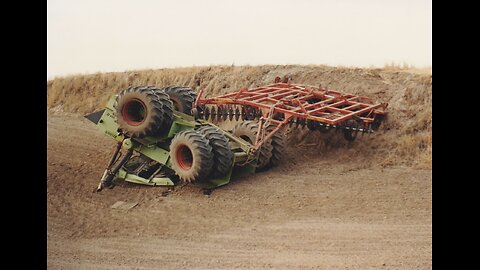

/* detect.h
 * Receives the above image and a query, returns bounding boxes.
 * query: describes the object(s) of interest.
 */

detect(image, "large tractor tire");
[163,86,197,115]
[114,86,173,138]
[169,130,214,182]
[231,121,273,169]
[266,125,286,167]
[197,126,234,177]
[154,90,174,130]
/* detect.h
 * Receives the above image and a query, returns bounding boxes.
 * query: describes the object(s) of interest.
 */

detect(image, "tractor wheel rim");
[176,144,193,170]
[122,99,147,126]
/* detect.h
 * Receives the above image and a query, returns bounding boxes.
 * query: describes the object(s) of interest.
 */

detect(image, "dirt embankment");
[47,65,432,168]
[47,65,432,269]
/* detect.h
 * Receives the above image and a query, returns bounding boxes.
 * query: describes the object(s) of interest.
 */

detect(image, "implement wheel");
[169,130,214,182]
[232,121,272,169]
[343,119,360,142]
[266,125,286,167]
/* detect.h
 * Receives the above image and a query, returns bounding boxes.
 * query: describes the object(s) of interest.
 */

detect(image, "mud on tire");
[169,130,214,182]
[197,125,234,177]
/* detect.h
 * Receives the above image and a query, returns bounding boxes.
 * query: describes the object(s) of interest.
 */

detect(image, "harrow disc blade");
[235,107,240,121]
[217,106,224,122]
[204,106,211,120]
[228,107,234,121]
[210,107,216,122]
[317,123,332,133]
[306,119,316,131]
[241,106,246,120]
[222,106,228,121]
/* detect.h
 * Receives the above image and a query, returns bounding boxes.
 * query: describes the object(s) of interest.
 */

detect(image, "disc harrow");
[195,78,387,151]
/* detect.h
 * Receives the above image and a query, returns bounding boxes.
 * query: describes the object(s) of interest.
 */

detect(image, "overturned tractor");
[86,79,387,192]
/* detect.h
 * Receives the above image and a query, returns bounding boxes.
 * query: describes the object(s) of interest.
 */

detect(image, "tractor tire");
[137,85,174,131]
[154,90,174,130]
[231,121,273,169]
[266,125,286,167]
[197,126,234,177]
[114,86,169,138]
[163,86,197,115]
[169,130,214,182]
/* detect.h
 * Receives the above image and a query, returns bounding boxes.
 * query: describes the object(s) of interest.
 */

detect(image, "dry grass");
[47,64,432,169]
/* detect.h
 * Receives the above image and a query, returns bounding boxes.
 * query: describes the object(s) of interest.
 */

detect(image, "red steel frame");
[195,82,387,153]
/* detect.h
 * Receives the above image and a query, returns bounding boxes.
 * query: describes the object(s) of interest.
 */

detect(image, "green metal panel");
[150,177,175,186]
[232,151,248,163]
[135,143,171,167]
[96,108,122,140]
[167,116,196,138]
[239,163,256,174]
[116,168,175,186]
[117,168,128,179]
[105,95,117,110]
[91,96,124,141]
[121,138,171,167]
[200,167,233,188]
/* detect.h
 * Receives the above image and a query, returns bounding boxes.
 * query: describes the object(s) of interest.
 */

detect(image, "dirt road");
[47,112,432,269]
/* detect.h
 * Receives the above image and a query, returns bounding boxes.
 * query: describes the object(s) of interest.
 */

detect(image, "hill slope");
[47,65,432,269]
[47,65,432,168]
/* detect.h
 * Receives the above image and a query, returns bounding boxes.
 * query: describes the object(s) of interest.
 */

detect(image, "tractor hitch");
[96,142,133,192]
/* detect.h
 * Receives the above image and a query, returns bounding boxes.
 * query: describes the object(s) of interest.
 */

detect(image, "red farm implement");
[194,78,388,152]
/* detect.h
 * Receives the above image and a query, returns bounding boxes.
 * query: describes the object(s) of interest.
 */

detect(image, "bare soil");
[47,112,432,269]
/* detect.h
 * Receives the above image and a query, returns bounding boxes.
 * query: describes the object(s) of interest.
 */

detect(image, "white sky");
[47,0,432,79]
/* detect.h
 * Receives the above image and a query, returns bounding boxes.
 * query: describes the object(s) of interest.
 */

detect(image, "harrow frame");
[195,80,388,152]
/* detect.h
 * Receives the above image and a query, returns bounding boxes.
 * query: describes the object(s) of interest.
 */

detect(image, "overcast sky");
[47,0,432,79]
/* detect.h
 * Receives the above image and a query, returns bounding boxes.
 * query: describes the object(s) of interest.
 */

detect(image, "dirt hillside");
[47,65,432,269]
[47,65,432,168]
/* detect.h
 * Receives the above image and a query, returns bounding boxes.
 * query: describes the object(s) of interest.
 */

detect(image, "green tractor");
[86,85,282,192]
